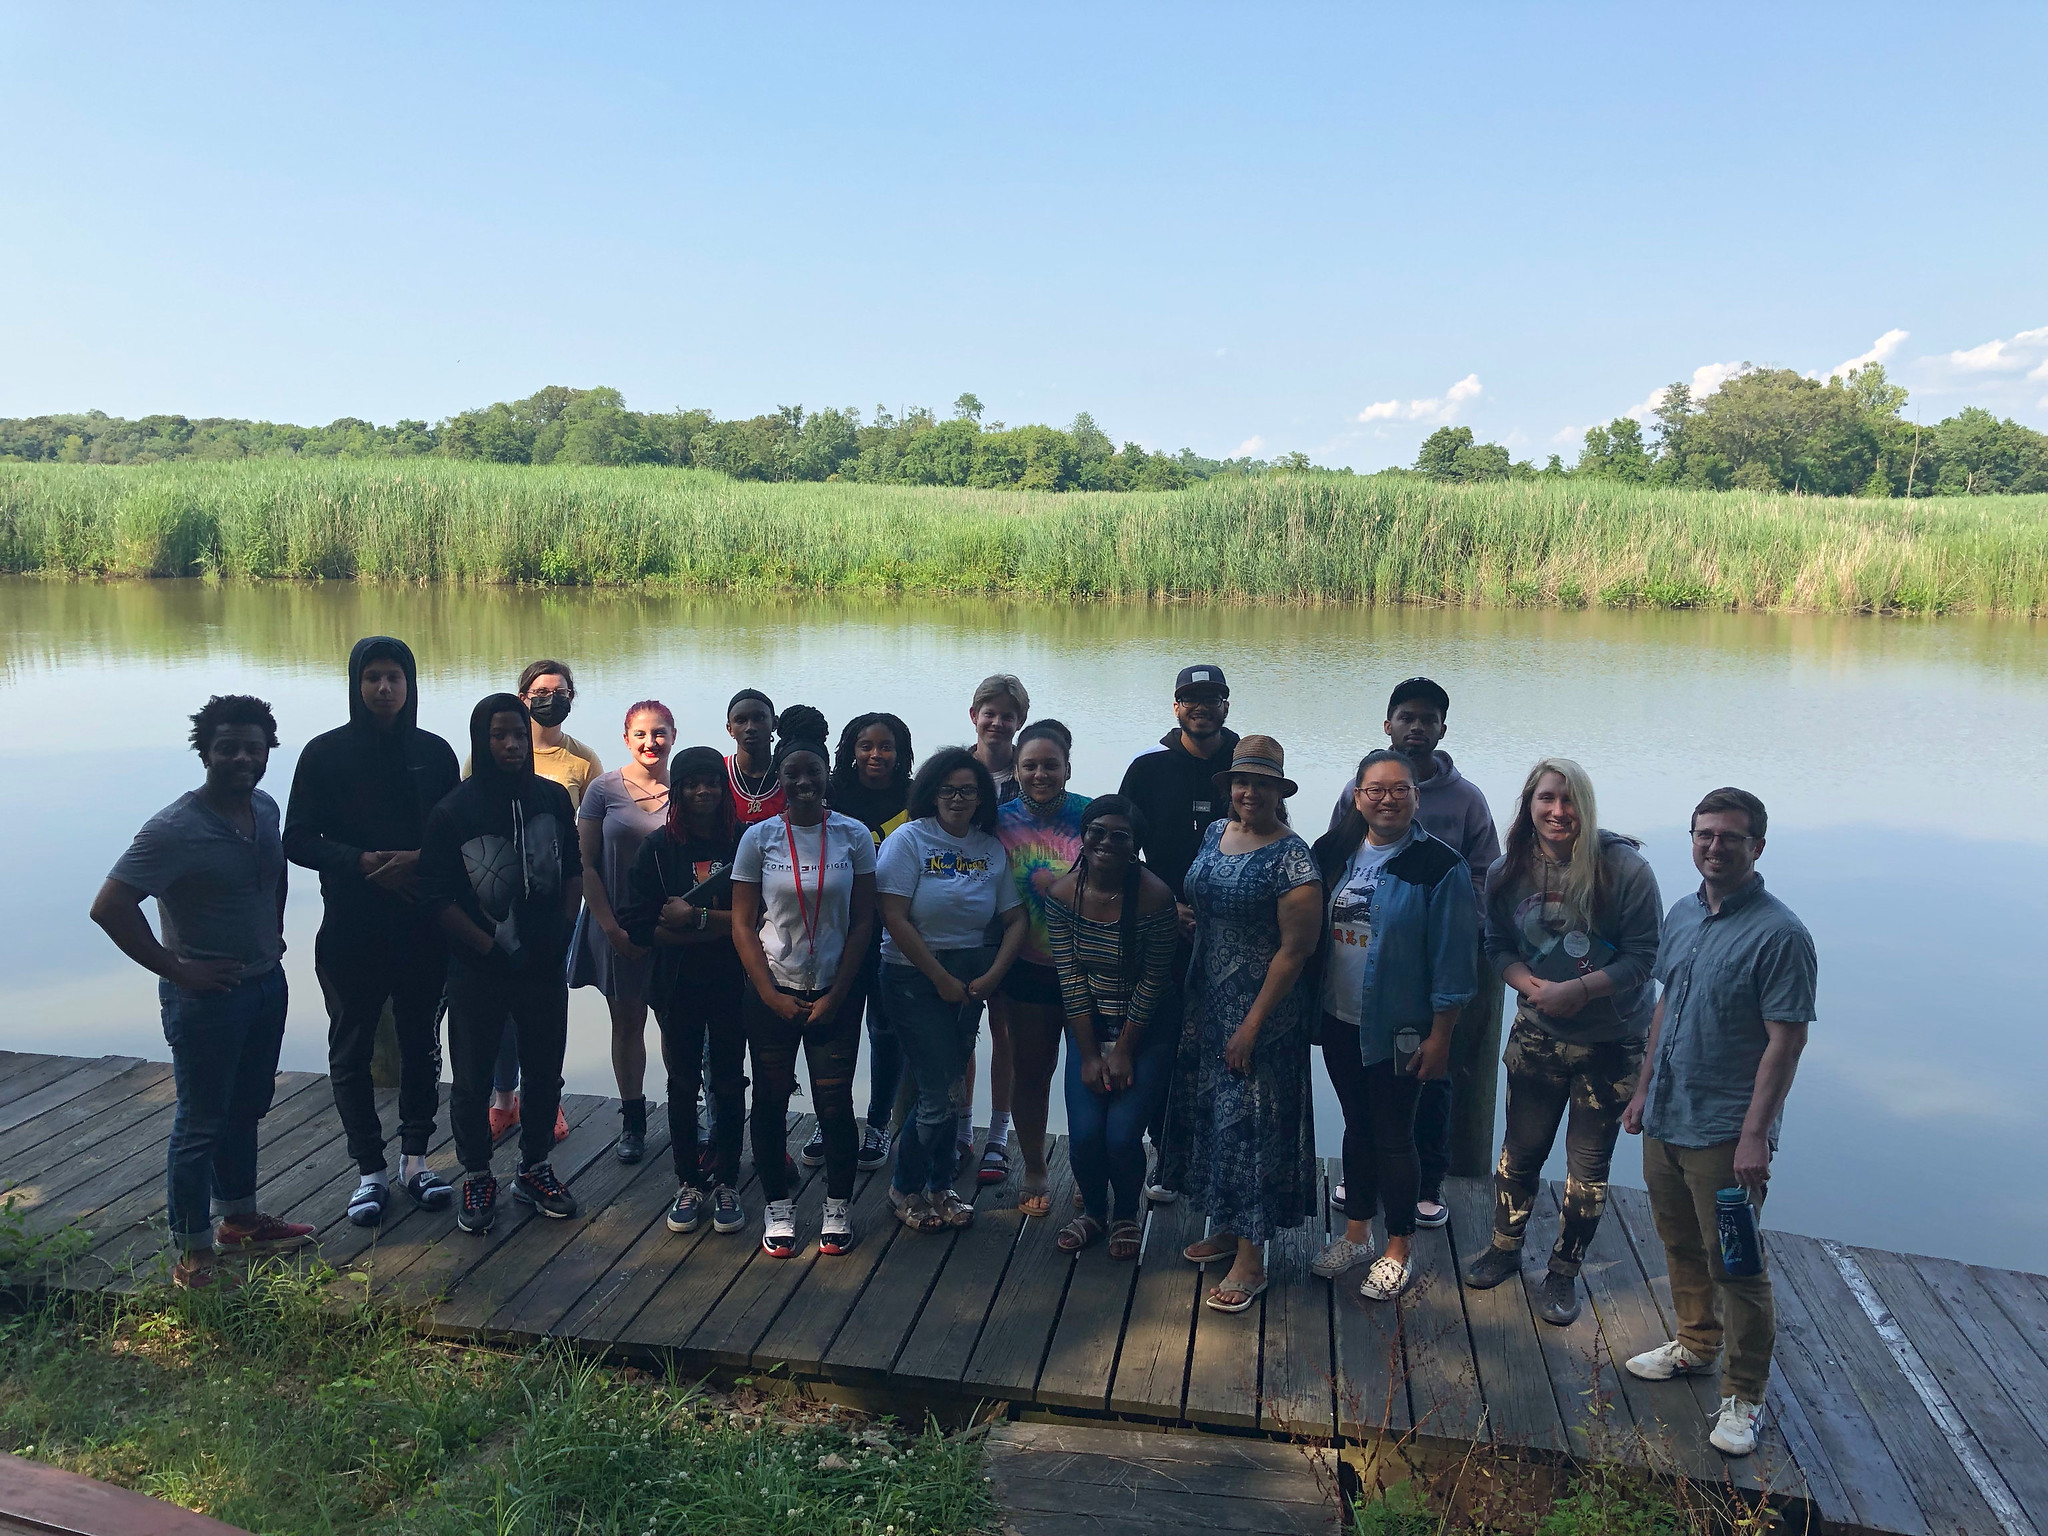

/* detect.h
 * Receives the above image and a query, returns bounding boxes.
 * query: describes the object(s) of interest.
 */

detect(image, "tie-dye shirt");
[997,791,1091,966]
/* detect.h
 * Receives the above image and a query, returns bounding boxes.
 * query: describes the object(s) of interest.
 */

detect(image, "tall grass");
[5,458,2046,614]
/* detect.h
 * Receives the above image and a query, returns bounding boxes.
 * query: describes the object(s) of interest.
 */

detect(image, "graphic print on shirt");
[1329,875,1375,950]
[458,813,563,919]
[919,849,992,878]
[1513,888,1613,973]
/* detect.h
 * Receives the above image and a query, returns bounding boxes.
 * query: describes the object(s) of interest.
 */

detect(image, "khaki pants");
[1641,1135,1774,1403]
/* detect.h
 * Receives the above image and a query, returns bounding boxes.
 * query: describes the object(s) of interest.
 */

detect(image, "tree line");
[0,387,1333,492]
[1409,365,2048,496]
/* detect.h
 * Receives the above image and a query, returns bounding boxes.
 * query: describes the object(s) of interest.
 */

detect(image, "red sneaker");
[490,1094,521,1144]
[214,1213,316,1254]
[554,1104,570,1143]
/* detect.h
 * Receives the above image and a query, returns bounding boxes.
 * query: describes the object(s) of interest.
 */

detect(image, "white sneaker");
[819,1196,855,1256]
[1358,1253,1413,1301]
[1310,1236,1376,1279]
[1710,1395,1764,1456]
[1624,1339,1718,1382]
[761,1199,799,1258]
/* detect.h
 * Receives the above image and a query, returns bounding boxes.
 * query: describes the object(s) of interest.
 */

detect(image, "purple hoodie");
[1328,749,1499,903]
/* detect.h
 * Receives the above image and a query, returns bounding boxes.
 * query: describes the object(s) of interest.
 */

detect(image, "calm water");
[6,579,2043,1271]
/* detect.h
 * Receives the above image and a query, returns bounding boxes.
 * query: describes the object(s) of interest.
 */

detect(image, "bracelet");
[697,905,710,931]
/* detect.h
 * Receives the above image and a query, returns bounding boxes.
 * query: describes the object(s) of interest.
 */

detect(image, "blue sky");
[3,4,2041,469]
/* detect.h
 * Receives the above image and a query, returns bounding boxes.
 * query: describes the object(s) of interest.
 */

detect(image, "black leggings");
[743,986,862,1201]
[654,969,747,1191]
[1321,1012,1424,1238]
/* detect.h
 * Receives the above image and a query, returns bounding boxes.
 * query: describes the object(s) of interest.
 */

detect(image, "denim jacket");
[1311,823,1479,1067]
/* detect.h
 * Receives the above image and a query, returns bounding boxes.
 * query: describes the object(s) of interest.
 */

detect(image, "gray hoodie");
[1327,749,1500,903]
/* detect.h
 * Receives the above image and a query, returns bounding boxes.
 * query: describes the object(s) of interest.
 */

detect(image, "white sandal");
[1359,1253,1414,1301]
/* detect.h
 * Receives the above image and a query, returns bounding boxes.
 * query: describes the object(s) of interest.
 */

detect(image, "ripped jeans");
[1489,1019,1644,1278]
[882,949,991,1197]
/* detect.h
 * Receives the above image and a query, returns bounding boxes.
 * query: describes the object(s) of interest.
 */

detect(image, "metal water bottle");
[1715,1187,1764,1278]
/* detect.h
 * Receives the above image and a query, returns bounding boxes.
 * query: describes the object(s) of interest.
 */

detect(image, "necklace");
[728,756,774,816]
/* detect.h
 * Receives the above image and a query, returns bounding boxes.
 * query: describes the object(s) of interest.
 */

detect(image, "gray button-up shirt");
[1644,873,1816,1150]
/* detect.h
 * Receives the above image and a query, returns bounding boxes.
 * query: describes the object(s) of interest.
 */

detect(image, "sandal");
[1057,1214,1104,1252]
[889,1187,943,1234]
[934,1190,976,1228]
[1205,1275,1268,1313]
[1019,1186,1053,1218]
[1182,1233,1237,1265]
[977,1142,1011,1187]
[1108,1220,1143,1261]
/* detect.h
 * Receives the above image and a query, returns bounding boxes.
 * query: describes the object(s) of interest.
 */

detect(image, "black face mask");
[525,692,572,727]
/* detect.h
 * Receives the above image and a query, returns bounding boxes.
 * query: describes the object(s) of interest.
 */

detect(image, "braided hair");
[1074,794,1147,988]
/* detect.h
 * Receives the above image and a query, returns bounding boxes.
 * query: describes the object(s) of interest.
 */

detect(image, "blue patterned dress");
[1167,819,1323,1243]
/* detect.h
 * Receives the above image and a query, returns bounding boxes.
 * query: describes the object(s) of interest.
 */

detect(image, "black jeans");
[1321,1012,1425,1238]
[1492,1018,1644,1277]
[655,968,748,1190]
[446,961,568,1174]
[744,985,862,1201]
[317,912,447,1175]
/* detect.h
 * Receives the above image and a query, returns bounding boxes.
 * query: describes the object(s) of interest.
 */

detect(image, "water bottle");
[1715,1187,1764,1278]
[1393,1027,1422,1073]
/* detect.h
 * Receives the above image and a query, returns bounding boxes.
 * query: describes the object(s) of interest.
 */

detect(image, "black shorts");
[1000,960,1064,1008]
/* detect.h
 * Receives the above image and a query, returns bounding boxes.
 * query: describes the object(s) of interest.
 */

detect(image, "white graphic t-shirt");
[733,811,876,992]
[1320,837,1401,1025]
[874,818,1021,966]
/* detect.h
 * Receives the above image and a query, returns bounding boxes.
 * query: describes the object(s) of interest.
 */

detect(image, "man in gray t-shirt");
[91,695,314,1288]
[1621,786,1816,1459]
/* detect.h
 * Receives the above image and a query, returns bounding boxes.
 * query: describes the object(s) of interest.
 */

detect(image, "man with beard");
[1116,663,1239,1200]
[285,637,461,1226]
[92,695,315,1289]
[1326,676,1502,1222]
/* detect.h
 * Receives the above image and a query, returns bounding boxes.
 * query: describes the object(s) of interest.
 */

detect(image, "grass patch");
[0,1264,997,1534]
[3,459,2047,614]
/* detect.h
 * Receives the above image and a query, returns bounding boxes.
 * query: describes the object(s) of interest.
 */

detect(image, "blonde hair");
[971,673,1030,718]
[1501,757,1605,927]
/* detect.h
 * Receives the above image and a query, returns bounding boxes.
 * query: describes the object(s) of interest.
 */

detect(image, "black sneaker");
[1538,1269,1582,1326]
[800,1126,827,1167]
[667,1186,705,1234]
[457,1172,498,1234]
[711,1184,745,1234]
[512,1163,578,1220]
[855,1123,890,1173]
[1463,1244,1523,1290]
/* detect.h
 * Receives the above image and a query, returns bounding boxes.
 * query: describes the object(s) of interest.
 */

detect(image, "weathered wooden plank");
[292,1089,483,1273]
[487,1148,684,1341]
[1855,1245,2048,1522]
[0,1056,145,1137]
[897,1151,1036,1393]
[1258,1158,1333,1438]
[0,1055,95,1109]
[1398,1206,1484,1445]
[0,1065,178,1184]
[1769,1231,1998,1536]
[954,1140,1076,1399]
[1510,1183,1642,1461]
[1915,1255,2048,1463]
[0,1051,59,1086]
[1107,1193,1206,1420]
[1183,1210,1267,1431]
[682,1148,838,1369]
[749,1156,905,1375]
[1036,1154,1146,1414]
[1444,1173,1565,1453]
[1972,1263,2048,1374]
[1330,1158,1408,1442]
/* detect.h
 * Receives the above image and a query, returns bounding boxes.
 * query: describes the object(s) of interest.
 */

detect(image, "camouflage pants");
[1490,1019,1643,1278]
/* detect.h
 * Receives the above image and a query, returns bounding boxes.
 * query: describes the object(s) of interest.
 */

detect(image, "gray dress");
[568,770,669,1003]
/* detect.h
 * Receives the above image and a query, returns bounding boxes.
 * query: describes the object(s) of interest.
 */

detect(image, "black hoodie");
[419,694,582,971]
[283,637,461,923]
[1116,725,1241,899]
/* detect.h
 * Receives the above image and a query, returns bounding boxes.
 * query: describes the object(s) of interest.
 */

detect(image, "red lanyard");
[785,818,826,983]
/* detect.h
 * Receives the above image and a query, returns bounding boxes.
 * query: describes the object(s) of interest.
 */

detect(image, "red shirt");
[726,755,786,826]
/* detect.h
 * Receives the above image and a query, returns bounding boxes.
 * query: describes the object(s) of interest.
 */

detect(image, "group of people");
[91,646,1815,1460]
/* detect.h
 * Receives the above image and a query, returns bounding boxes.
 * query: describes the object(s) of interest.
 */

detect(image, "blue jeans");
[883,949,990,1196]
[1064,1020,1174,1225]
[159,967,288,1252]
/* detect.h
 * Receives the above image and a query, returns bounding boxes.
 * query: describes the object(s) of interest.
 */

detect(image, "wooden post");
[1447,955,1505,1179]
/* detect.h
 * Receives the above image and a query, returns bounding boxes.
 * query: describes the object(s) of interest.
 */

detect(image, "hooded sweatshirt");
[284,636,461,925]
[1327,749,1500,904]
[419,694,583,971]
[1117,726,1240,899]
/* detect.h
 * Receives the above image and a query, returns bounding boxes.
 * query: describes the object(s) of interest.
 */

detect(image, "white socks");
[987,1112,1012,1149]
[399,1154,427,1182]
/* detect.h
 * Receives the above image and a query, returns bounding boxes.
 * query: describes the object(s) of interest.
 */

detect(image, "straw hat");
[1212,734,1298,797]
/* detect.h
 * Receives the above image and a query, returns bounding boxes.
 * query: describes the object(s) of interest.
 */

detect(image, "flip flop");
[1182,1234,1236,1265]
[1205,1276,1269,1313]
[1018,1186,1053,1218]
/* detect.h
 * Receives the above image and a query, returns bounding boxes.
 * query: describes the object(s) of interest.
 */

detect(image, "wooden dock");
[5,1048,2046,1536]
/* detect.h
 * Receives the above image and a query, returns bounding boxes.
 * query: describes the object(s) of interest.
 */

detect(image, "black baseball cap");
[1387,675,1450,716]
[1174,664,1229,699]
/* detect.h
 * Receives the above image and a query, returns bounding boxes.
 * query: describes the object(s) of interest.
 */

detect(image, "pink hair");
[624,699,674,730]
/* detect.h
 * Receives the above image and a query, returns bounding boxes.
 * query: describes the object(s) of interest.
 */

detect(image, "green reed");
[5,458,2045,614]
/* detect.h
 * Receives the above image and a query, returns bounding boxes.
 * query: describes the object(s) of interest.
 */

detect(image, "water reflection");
[5,579,2043,1269]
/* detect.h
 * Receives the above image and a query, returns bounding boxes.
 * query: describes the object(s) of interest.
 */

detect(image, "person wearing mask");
[1118,663,1239,1202]
[965,673,1030,1183]
[1172,736,1323,1315]
[91,695,315,1289]
[724,689,785,828]
[995,720,1089,1218]
[731,732,877,1258]
[569,701,676,1165]
[1325,676,1500,1228]
[423,694,585,1234]
[619,745,749,1239]
[485,659,601,1147]
[1622,788,1815,1459]
[1308,750,1479,1303]
[1463,758,1663,1326]
[1044,796,1178,1259]
[877,748,1027,1235]
[283,637,461,1227]
[811,711,915,1175]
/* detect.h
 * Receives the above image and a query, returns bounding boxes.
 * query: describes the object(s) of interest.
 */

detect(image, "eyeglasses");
[1691,830,1755,849]
[523,686,570,701]
[1358,784,1416,802]
[934,785,982,802]
[1083,826,1135,847]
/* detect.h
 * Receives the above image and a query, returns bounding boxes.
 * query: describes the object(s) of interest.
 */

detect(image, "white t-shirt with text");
[733,811,877,992]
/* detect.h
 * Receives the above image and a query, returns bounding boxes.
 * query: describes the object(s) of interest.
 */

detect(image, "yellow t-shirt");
[463,734,604,806]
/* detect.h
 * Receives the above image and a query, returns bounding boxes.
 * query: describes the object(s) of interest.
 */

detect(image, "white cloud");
[1624,360,1744,423]
[1829,328,1908,378]
[1550,424,1584,445]
[1358,373,1481,425]
[1233,435,1265,457]
[1946,324,2048,372]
